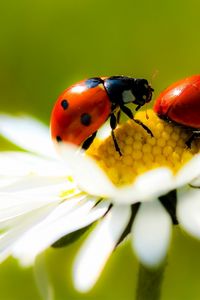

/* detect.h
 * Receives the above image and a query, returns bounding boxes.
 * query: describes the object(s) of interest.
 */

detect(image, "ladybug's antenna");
[144,71,158,120]
[151,69,159,83]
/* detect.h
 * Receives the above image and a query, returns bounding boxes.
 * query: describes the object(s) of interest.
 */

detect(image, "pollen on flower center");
[86,110,200,186]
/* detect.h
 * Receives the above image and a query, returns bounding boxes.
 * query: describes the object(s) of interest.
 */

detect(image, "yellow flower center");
[86,110,200,186]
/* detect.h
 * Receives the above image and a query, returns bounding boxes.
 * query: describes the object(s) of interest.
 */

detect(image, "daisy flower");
[0,110,200,294]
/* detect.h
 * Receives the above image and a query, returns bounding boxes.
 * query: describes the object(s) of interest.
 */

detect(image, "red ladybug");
[154,75,200,147]
[51,76,154,155]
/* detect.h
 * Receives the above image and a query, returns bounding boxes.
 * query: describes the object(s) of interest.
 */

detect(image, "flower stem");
[135,263,166,300]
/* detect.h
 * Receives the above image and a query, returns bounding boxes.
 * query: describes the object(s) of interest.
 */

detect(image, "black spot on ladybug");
[85,77,104,89]
[80,113,91,126]
[56,135,62,142]
[61,99,69,110]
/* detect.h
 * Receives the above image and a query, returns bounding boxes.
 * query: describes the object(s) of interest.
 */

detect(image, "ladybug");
[51,76,154,155]
[154,75,200,147]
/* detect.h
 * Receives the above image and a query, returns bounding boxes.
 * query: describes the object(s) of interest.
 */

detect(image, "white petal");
[0,177,20,189]
[0,175,72,193]
[73,205,131,292]
[0,203,56,263]
[177,186,200,238]
[0,151,70,177]
[0,114,56,158]
[0,183,67,207]
[112,168,174,204]
[175,154,200,187]
[0,152,45,177]
[131,200,172,267]
[0,193,82,231]
[58,143,117,197]
[0,191,60,222]
[13,197,108,265]
[0,174,78,223]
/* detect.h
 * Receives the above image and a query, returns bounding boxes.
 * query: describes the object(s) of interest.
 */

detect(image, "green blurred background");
[1,0,200,299]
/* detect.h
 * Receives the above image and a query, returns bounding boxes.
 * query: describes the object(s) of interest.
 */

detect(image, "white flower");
[0,112,200,293]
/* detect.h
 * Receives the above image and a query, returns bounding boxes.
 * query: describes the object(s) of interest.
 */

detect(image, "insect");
[51,76,154,155]
[154,75,200,147]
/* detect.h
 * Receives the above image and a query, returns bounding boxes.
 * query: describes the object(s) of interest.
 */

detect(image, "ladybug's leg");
[110,114,122,156]
[116,110,121,124]
[133,119,153,137]
[186,133,195,148]
[120,105,153,137]
[82,131,97,150]
[186,131,200,148]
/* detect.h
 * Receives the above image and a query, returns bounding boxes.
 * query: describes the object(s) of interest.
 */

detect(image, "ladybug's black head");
[104,76,154,111]
[131,79,154,110]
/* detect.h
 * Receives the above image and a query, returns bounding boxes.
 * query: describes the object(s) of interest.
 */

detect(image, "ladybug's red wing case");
[154,75,200,128]
[51,80,111,146]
